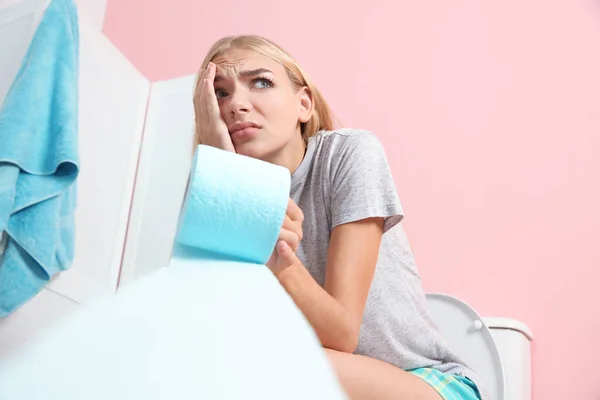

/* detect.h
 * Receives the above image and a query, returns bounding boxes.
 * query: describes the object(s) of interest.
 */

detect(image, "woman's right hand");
[193,62,235,153]
[266,198,304,273]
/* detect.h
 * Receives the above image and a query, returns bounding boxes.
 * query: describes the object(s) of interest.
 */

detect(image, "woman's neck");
[265,133,307,175]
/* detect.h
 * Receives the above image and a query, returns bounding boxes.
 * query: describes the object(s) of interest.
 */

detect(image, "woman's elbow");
[340,334,359,354]
[326,323,360,354]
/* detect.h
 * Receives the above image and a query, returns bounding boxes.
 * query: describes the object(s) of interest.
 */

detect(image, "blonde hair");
[193,35,335,147]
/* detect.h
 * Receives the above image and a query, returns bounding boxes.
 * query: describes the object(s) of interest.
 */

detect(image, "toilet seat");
[425,293,505,400]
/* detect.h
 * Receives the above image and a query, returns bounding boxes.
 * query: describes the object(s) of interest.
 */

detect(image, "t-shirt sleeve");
[330,131,404,233]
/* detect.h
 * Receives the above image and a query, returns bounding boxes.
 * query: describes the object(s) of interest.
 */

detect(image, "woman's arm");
[272,217,384,353]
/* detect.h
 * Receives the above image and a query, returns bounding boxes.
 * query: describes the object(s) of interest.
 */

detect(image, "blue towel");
[0,0,80,318]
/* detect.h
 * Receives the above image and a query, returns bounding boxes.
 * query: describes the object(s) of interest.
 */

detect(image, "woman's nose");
[226,89,251,117]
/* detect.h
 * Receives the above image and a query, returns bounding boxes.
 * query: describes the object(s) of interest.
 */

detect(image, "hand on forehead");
[213,57,244,73]
[211,49,279,77]
[212,49,251,72]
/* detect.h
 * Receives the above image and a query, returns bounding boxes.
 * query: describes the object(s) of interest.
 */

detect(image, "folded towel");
[0,0,80,318]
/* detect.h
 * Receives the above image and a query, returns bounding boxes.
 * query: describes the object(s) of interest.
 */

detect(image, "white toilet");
[425,293,533,400]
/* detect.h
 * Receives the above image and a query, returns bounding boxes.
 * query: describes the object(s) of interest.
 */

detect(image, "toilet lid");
[425,293,505,400]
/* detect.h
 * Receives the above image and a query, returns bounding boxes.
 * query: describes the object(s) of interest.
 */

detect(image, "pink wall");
[104,1,600,399]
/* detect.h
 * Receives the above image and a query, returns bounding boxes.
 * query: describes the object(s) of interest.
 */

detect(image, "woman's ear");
[297,86,313,124]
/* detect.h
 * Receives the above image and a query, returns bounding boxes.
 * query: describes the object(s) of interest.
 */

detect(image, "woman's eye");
[253,78,273,89]
[215,89,228,98]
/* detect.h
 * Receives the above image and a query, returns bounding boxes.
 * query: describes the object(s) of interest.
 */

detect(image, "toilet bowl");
[425,293,533,400]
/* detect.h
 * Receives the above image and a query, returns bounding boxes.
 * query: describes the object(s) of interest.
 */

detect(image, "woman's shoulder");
[314,127,381,144]
[312,128,388,161]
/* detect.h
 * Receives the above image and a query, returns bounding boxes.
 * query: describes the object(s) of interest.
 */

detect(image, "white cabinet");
[46,10,149,303]
[0,0,149,356]
[119,75,197,287]
[73,0,107,31]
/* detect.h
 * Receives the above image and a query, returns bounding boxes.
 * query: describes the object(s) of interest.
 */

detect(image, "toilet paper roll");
[174,145,290,265]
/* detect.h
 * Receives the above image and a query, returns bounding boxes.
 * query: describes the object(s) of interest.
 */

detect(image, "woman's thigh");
[325,348,443,400]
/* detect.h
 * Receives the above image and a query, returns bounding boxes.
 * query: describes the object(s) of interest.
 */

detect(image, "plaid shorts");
[409,368,482,400]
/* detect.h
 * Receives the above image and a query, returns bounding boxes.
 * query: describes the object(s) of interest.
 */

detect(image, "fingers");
[279,198,304,253]
[194,64,210,102]
[267,199,305,272]
[199,65,211,106]
[205,61,216,82]
[286,198,304,223]
[274,240,299,270]
[194,63,220,121]
[194,63,215,103]
[204,63,221,113]
[194,63,219,127]
[282,215,303,243]
[278,227,300,252]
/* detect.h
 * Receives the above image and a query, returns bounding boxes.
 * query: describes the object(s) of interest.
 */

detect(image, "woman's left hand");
[266,198,304,273]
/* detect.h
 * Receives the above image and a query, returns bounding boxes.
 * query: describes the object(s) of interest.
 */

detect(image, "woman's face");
[211,48,312,164]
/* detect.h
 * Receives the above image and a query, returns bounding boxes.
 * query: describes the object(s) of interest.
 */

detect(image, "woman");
[193,35,486,400]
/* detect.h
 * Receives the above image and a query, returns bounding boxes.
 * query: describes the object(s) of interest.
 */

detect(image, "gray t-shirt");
[291,128,486,397]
